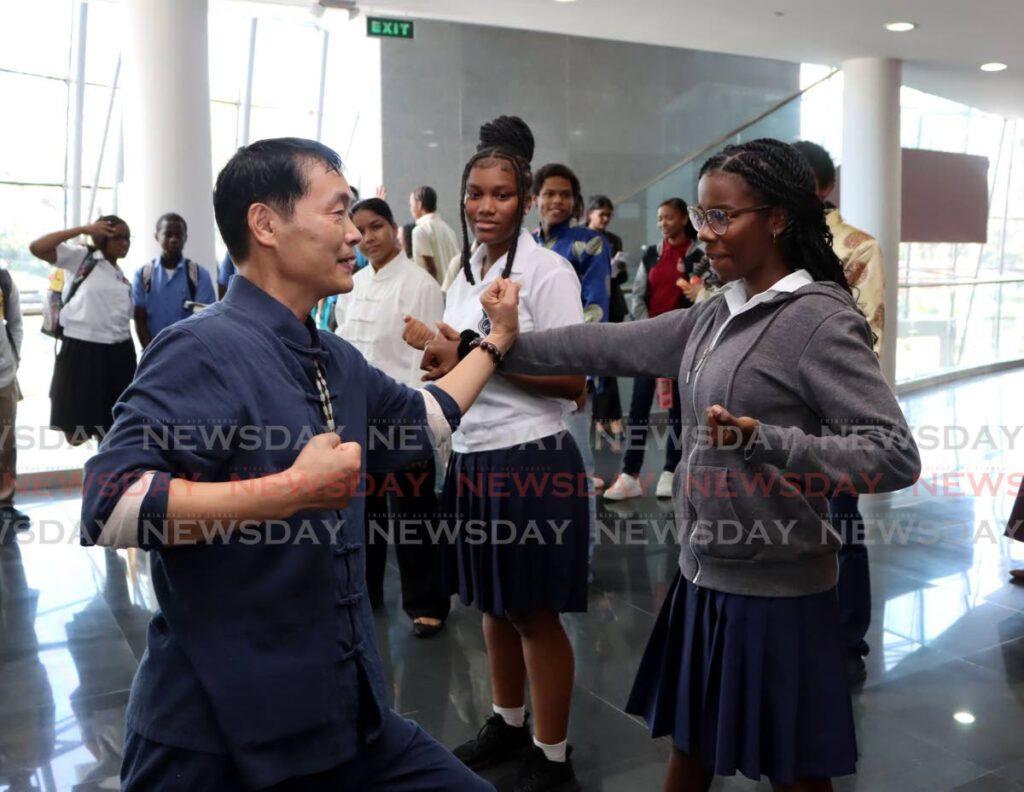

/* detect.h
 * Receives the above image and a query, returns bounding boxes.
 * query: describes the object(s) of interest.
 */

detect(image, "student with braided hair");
[481,137,921,790]
[412,115,589,791]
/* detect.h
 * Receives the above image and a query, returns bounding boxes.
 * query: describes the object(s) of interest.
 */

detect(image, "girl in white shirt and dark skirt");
[427,116,589,791]
[30,217,137,445]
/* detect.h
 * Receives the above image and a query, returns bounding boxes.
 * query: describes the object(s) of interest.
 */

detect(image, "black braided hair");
[699,138,851,295]
[458,115,535,285]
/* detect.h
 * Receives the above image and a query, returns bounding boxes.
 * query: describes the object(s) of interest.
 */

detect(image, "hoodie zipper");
[682,309,741,585]
[683,318,725,585]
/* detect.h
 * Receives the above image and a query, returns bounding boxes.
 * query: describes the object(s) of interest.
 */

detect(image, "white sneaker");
[655,471,674,499]
[603,473,642,501]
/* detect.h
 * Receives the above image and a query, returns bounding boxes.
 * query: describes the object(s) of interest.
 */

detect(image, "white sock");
[492,704,525,728]
[533,737,567,763]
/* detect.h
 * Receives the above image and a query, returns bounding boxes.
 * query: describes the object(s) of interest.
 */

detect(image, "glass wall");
[896,90,1024,383]
[0,0,380,475]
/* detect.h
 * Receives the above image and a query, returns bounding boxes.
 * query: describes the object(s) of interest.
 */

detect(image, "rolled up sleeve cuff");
[96,470,172,549]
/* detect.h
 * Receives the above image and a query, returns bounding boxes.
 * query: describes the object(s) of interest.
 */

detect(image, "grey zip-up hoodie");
[503,281,921,597]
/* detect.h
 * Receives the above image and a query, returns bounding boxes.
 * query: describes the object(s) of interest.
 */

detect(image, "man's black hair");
[156,212,187,233]
[213,137,343,262]
[532,163,581,199]
[413,185,438,213]
[351,198,396,226]
[587,194,614,214]
[792,140,837,192]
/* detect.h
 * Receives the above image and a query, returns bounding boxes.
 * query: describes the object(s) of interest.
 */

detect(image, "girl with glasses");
[494,138,921,791]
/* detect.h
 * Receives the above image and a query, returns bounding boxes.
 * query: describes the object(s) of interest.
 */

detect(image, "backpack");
[142,259,199,302]
[41,251,98,339]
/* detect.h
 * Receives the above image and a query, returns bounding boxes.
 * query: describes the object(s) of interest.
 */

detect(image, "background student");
[0,266,26,529]
[336,196,450,636]
[30,217,136,444]
[132,213,216,349]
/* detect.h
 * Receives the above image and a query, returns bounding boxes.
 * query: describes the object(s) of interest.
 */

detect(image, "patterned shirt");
[535,220,611,323]
[827,208,884,354]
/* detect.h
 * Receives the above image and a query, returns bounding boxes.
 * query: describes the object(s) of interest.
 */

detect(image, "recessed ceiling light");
[980,62,1008,72]
[554,0,578,3]
[953,711,976,725]
[884,22,916,32]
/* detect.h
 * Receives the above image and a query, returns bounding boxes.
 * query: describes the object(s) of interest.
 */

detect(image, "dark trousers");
[592,376,623,422]
[365,458,450,621]
[122,709,493,792]
[830,492,871,656]
[0,381,17,508]
[622,376,682,477]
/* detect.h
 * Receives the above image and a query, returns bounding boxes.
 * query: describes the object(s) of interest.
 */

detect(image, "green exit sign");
[366,17,414,39]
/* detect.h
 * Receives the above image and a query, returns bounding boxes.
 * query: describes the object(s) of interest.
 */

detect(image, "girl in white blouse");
[30,216,136,444]
[335,198,450,636]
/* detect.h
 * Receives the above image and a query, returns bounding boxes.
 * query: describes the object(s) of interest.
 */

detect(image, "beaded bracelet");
[468,337,504,366]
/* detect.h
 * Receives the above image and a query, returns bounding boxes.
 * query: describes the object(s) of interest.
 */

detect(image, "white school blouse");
[444,229,583,454]
[54,243,133,344]
[335,251,445,388]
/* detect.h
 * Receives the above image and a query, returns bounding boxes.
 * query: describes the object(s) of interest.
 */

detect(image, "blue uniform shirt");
[131,257,216,337]
[535,221,611,323]
[81,276,459,788]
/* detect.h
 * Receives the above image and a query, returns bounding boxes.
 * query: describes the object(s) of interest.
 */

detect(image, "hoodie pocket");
[685,464,837,562]
[685,465,758,560]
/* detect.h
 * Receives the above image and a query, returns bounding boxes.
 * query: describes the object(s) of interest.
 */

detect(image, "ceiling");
[260,0,1024,119]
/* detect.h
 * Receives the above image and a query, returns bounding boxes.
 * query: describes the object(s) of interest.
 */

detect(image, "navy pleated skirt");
[625,571,857,784]
[442,432,590,616]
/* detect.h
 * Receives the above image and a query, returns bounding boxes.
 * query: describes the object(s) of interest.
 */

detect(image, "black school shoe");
[453,713,531,770]
[496,745,579,792]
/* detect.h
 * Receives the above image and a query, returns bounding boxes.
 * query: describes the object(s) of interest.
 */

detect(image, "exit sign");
[366,17,414,39]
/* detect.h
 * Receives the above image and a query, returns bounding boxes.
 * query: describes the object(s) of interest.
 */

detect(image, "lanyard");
[313,358,335,432]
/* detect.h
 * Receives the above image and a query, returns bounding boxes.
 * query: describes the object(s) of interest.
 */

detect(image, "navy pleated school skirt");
[625,571,857,784]
[442,432,590,616]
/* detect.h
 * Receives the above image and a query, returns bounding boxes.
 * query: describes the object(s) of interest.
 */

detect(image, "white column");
[122,0,216,273]
[841,57,902,385]
[68,1,88,228]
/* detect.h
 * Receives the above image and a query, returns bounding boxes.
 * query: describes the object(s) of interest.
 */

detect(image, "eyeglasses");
[687,205,770,235]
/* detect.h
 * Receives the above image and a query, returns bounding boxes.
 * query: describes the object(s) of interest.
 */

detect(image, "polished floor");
[2,369,1024,791]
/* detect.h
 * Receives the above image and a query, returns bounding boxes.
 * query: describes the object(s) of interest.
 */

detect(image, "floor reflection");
[0,369,1023,790]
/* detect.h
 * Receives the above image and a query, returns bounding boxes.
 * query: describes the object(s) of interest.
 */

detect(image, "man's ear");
[523,194,534,214]
[248,203,277,250]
